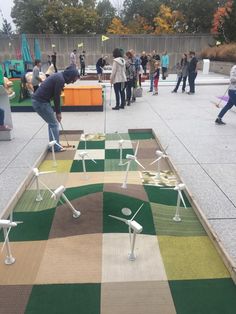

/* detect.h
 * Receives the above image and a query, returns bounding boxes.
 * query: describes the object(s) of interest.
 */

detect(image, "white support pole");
[128,231,137,261]
[3,228,15,265]
[173,193,181,222]
[61,193,81,218]
[122,161,131,189]
[35,177,43,202]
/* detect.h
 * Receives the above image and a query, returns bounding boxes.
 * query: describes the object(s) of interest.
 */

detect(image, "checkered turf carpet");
[0,131,236,314]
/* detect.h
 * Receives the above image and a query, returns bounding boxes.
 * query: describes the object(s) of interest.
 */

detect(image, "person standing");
[152,50,160,61]
[172,53,189,93]
[140,51,148,75]
[188,51,198,94]
[96,56,108,82]
[79,51,86,76]
[51,52,57,72]
[110,48,127,110]
[32,66,79,151]
[45,63,55,77]
[148,52,156,93]
[153,61,160,95]
[215,65,236,125]
[32,59,43,92]
[125,51,136,106]
[70,49,77,66]
[161,50,169,80]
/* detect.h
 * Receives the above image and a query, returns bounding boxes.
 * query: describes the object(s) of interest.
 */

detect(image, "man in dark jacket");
[188,51,198,94]
[32,66,79,151]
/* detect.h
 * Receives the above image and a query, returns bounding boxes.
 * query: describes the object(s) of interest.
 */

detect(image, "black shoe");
[182,90,185,93]
[127,100,131,106]
[171,90,177,93]
[187,92,194,95]
[215,118,226,125]
[112,106,119,110]
[119,106,125,109]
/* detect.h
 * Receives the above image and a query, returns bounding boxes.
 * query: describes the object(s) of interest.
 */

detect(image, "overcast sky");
[0,0,14,26]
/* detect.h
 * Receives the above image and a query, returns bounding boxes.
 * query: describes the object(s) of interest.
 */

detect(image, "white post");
[173,193,181,222]
[82,157,86,173]
[35,177,43,202]
[128,231,137,261]
[122,161,131,189]
[3,228,15,265]
[61,193,81,218]
[119,146,123,166]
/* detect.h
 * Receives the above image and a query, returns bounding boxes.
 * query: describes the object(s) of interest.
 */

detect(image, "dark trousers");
[218,89,236,118]
[126,80,133,101]
[52,61,57,73]
[162,67,168,80]
[0,108,4,125]
[80,64,85,76]
[173,76,187,92]
[142,65,147,75]
[188,71,197,93]
[114,82,125,107]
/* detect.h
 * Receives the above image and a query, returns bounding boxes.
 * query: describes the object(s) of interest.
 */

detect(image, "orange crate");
[63,85,102,106]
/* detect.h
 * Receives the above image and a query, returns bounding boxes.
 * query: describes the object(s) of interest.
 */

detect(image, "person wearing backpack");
[125,51,136,106]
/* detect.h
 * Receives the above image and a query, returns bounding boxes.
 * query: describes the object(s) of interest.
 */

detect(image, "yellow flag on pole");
[78,42,84,48]
[101,35,109,42]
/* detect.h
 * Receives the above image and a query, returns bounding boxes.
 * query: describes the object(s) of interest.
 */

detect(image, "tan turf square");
[102,234,167,282]
[39,160,73,173]
[74,149,105,160]
[105,140,133,149]
[103,183,149,202]
[49,192,103,238]
[104,171,142,185]
[101,281,176,314]
[27,173,69,190]
[35,234,102,284]
[65,172,105,188]
[0,241,46,285]
[132,139,158,150]
[158,236,230,280]
[45,150,76,160]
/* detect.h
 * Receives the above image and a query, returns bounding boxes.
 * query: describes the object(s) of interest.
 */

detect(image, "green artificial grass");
[10,79,32,106]
[25,284,101,314]
[78,140,105,149]
[64,184,104,201]
[105,133,131,140]
[169,278,236,314]
[151,203,206,236]
[144,185,191,207]
[105,148,134,159]
[104,159,137,171]
[0,208,56,242]
[70,160,105,172]
[129,131,155,140]
[103,192,156,235]
[14,190,58,212]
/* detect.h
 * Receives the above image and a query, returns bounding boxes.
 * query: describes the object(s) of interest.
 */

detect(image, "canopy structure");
[21,34,32,63]
[34,38,41,60]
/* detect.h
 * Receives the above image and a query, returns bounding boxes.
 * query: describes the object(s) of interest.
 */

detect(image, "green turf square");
[169,278,236,314]
[151,203,206,236]
[105,133,131,140]
[103,192,155,235]
[104,159,137,171]
[78,140,105,149]
[70,160,104,172]
[129,131,155,140]
[144,185,191,207]
[64,184,104,201]
[25,283,100,314]
[13,190,58,212]
[105,148,134,159]
[0,208,55,242]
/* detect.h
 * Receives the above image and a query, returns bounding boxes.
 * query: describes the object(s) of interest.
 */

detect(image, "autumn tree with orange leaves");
[107,17,130,34]
[153,5,185,34]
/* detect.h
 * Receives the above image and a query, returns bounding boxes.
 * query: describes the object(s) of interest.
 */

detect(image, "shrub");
[200,43,236,62]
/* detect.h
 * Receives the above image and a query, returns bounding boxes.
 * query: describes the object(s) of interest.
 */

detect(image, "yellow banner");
[101,35,109,42]
[78,42,84,48]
